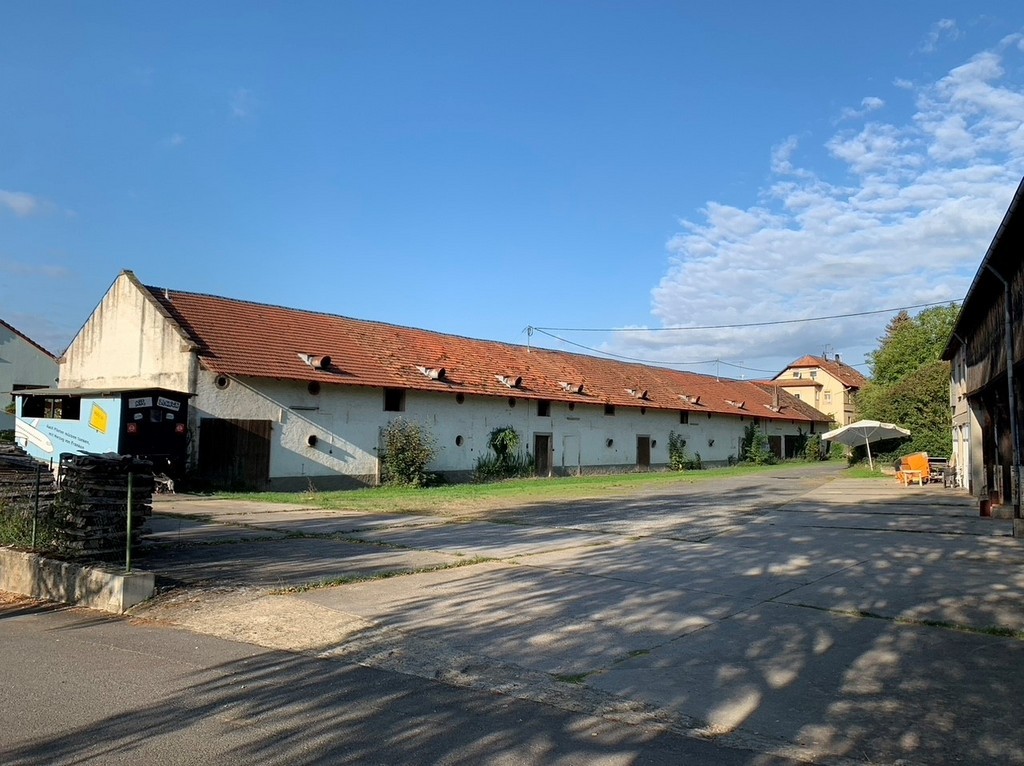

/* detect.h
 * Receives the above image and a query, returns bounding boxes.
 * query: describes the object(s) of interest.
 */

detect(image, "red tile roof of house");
[775,355,868,389]
[141,279,829,424]
[772,378,822,388]
[0,318,57,360]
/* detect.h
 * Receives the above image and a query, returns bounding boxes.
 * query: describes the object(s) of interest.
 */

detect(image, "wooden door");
[533,434,552,477]
[198,418,272,490]
[636,435,651,469]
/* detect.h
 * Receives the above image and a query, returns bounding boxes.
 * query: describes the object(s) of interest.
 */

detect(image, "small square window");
[604,404,615,416]
[537,399,551,417]
[383,388,406,412]
[679,411,689,424]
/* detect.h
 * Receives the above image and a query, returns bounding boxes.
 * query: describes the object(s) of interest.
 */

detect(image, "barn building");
[34,271,831,490]
[943,175,1024,533]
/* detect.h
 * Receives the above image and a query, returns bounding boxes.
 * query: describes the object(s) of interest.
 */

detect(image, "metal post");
[31,463,40,549]
[125,471,133,573]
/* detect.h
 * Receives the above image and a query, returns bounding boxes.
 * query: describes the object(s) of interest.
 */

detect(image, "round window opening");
[568,402,575,411]
[640,407,647,415]
[456,393,465,404]
[215,375,230,389]
[606,438,614,448]
[308,381,321,396]
[651,439,657,448]
[508,397,516,408]
[456,435,464,447]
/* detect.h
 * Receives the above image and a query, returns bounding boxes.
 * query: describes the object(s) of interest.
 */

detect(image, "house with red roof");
[1,318,58,429]
[45,271,830,490]
[769,355,868,426]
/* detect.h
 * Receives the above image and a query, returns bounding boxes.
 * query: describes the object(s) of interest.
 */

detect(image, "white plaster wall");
[192,375,817,482]
[60,274,194,393]
[0,326,58,429]
[192,373,380,480]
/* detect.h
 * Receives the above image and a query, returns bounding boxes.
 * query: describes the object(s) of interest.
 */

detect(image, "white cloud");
[920,18,961,53]
[230,88,255,119]
[626,34,1024,375]
[0,190,40,217]
[839,96,887,122]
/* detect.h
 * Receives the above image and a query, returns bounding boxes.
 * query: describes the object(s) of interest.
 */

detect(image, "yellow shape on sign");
[89,404,109,434]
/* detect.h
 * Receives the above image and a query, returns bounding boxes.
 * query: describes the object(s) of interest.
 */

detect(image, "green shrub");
[805,434,822,461]
[742,423,776,465]
[475,426,533,481]
[668,431,703,470]
[0,495,59,551]
[379,418,437,487]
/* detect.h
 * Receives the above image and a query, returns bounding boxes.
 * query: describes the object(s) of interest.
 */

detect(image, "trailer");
[14,387,191,478]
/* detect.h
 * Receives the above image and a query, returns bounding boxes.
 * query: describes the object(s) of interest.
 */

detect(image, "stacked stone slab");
[0,443,57,515]
[55,453,154,557]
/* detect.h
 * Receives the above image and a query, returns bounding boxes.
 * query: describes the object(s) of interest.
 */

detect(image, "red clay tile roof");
[776,355,868,389]
[769,378,822,388]
[0,318,57,360]
[144,283,830,424]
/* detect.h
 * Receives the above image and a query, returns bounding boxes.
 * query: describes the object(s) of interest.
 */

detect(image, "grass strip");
[216,462,839,515]
[797,603,1024,640]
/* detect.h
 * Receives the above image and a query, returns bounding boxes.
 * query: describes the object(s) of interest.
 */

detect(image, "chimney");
[834,353,841,363]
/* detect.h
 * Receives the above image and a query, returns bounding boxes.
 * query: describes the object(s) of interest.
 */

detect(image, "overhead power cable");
[529,327,783,373]
[532,300,954,333]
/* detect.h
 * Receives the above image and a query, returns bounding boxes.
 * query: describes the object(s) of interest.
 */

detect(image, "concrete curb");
[0,547,154,613]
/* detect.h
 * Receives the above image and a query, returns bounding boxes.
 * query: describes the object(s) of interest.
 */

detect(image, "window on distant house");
[792,371,801,378]
[680,411,689,424]
[537,399,551,417]
[810,371,817,379]
[383,388,406,412]
[794,393,801,400]
[824,392,832,403]
[605,404,615,416]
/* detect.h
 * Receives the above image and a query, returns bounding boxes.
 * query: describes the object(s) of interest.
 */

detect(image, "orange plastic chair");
[896,452,930,486]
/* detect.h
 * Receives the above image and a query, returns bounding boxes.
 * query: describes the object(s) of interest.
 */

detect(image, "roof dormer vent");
[559,381,585,394]
[298,353,332,370]
[678,394,701,405]
[496,374,523,389]
[417,366,446,381]
[726,399,746,409]
[626,388,649,400]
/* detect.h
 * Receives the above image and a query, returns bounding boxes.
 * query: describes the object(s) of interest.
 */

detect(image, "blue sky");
[3,3,1024,379]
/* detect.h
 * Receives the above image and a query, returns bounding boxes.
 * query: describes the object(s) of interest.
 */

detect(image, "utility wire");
[533,300,954,333]
[530,327,781,373]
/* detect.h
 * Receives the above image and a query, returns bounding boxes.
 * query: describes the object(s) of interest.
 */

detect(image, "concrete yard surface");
[12,466,1024,765]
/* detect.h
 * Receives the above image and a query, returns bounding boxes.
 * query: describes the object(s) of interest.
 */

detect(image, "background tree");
[858,304,959,459]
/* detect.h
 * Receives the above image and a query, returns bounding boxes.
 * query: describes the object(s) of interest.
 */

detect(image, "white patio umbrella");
[821,420,911,470]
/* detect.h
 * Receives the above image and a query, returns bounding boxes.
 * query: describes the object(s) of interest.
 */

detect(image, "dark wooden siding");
[198,418,272,491]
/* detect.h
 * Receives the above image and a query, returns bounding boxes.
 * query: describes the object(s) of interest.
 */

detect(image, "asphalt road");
[0,595,801,766]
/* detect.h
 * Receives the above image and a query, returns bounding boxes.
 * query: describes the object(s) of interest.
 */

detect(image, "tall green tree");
[858,304,959,458]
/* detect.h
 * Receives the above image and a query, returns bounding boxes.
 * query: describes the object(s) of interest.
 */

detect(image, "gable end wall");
[61,274,195,392]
